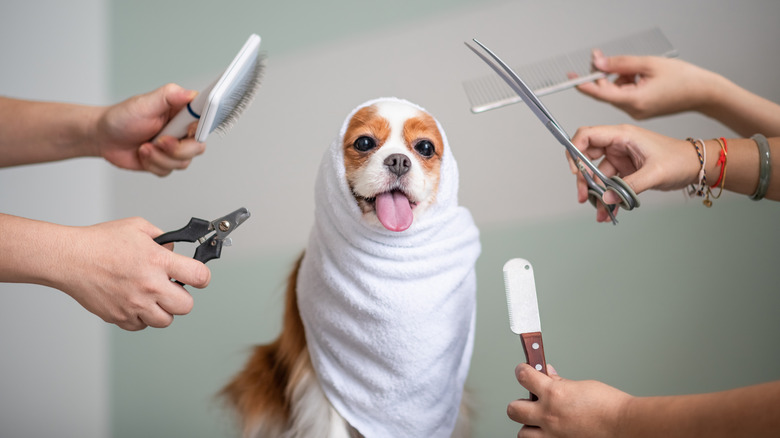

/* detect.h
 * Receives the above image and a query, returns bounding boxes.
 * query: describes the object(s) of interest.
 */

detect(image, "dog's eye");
[354,136,376,152]
[414,140,435,158]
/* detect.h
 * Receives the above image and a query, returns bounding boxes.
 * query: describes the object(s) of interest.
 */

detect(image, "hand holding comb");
[503,258,547,400]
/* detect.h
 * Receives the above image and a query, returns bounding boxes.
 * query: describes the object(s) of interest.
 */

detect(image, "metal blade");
[503,258,542,335]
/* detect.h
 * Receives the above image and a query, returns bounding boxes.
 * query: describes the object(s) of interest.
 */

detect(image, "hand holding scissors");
[465,39,640,224]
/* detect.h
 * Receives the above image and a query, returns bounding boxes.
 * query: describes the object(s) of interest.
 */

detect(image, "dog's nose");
[384,153,411,177]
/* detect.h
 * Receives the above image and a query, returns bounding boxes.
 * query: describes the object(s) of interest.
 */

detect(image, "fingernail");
[592,49,606,70]
[153,136,170,149]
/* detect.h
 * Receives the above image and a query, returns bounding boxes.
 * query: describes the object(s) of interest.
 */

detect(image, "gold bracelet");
[706,138,728,203]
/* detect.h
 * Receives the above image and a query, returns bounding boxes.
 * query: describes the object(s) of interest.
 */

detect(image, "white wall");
[0,1,109,437]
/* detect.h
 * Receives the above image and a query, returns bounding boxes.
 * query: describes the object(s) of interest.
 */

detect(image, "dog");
[221,98,481,438]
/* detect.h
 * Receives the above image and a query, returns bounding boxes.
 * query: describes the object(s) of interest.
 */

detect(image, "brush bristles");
[213,53,267,136]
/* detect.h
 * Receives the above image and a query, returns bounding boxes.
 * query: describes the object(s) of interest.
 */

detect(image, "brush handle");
[520,331,547,401]
[151,81,215,142]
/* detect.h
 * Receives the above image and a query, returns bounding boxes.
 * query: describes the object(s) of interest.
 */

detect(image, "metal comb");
[463,27,677,113]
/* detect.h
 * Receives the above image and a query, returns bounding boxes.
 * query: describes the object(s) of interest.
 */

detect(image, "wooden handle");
[520,331,547,401]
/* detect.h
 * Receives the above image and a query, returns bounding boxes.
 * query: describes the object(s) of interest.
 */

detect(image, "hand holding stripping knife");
[154,207,251,285]
[503,258,547,400]
[465,39,640,224]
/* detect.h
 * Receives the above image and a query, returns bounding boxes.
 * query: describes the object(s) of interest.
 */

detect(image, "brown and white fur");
[220,100,472,438]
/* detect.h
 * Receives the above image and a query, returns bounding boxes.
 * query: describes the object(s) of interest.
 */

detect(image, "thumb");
[597,53,651,76]
[602,172,650,204]
[158,83,198,112]
[515,363,551,395]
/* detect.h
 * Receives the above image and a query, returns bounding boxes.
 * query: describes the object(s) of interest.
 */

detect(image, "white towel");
[297,98,481,438]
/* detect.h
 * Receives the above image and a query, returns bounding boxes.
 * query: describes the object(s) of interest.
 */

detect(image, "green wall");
[109,0,498,98]
[107,1,780,437]
[110,199,780,437]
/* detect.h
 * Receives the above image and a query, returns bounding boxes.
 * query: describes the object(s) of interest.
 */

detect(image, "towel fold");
[297,98,481,437]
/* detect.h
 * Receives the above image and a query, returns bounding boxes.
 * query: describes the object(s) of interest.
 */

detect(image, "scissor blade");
[466,40,557,127]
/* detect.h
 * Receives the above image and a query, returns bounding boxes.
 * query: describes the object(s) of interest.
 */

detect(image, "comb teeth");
[502,258,540,335]
[503,268,517,332]
[464,27,677,113]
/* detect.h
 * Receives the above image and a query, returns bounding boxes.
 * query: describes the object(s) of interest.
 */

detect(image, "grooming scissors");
[465,39,640,224]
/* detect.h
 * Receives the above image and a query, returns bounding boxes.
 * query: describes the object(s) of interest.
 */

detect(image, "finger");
[153,134,206,161]
[156,284,195,316]
[603,190,621,206]
[158,83,198,115]
[138,303,175,329]
[598,54,651,76]
[138,143,173,176]
[186,121,198,139]
[576,174,589,204]
[595,201,617,223]
[590,48,606,70]
[564,149,578,174]
[507,399,537,425]
[167,253,211,289]
[574,78,609,100]
[515,363,551,396]
[604,171,647,205]
[517,425,544,438]
[139,142,192,176]
[547,363,559,376]
[116,316,148,332]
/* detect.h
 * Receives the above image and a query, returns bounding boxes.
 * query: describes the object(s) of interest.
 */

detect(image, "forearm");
[0,97,102,167]
[620,380,780,438]
[0,213,72,287]
[698,77,780,138]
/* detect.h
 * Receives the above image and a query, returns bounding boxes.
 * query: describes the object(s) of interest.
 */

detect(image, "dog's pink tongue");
[375,190,413,232]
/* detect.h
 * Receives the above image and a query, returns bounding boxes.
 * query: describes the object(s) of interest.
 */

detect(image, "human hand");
[574,50,722,120]
[568,124,699,223]
[93,83,206,176]
[508,363,633,438]
[53,217,211,331]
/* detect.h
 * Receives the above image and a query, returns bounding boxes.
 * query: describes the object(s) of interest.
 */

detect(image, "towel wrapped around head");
[296,97,481,438]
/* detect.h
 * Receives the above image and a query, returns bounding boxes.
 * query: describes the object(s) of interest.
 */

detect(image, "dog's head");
[342,100,443,232]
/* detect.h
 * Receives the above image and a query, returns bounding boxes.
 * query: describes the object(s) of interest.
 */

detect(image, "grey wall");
[0,1,110,437]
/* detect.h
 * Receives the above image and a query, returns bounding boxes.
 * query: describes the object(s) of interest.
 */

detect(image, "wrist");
[702,139,723,185]
[690,69,731,114]
[76,104,105,159]
[614,395,637,438]
[52,102,104,160]
[681,138,705,187]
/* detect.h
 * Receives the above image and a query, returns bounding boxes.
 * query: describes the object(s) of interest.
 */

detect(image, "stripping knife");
[503,258,547,399]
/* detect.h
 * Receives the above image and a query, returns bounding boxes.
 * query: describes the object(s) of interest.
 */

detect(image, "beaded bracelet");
[750,133,771,201]
[686,138,707,199]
